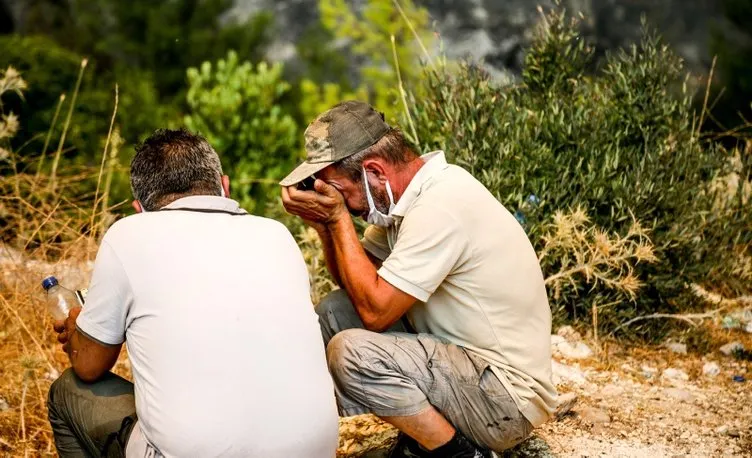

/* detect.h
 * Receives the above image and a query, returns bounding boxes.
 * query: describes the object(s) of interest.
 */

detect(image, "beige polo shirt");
[362,151,557,427]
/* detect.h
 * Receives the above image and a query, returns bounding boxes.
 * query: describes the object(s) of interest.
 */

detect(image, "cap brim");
[279,160,335,186]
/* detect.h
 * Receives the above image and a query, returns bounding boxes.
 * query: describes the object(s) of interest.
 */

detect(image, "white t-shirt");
[77,196,338,458]
[362,152,557,427]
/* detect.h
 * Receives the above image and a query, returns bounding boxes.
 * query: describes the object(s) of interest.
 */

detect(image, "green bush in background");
[408,10,751,339]
[184,51,299,213]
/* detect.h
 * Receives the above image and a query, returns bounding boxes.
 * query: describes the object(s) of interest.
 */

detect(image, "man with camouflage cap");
[281,101,557,457]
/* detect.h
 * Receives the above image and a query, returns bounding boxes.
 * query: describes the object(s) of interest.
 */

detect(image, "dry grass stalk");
[540,207,657,300]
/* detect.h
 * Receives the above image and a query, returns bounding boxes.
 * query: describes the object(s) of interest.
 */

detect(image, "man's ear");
[132,200,144,213]
[362,158,389,183]
[221,175,231,198]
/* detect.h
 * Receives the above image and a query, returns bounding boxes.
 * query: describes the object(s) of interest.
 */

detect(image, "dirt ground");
[339,340,752,457]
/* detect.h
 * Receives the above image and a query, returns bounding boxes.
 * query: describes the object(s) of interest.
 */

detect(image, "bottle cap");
[42,276,59,290]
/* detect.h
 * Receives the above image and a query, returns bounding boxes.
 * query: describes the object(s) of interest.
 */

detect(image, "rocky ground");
[339,326,752,457]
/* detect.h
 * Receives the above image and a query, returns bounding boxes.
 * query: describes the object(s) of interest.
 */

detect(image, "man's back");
[77,196,338,457]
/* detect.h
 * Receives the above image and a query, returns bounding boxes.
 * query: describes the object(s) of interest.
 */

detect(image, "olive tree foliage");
[184,51,298,213]
[409,9,751,338]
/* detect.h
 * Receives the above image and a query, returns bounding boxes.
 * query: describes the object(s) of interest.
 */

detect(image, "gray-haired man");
[49,129,338,457]
[282,101,557,457]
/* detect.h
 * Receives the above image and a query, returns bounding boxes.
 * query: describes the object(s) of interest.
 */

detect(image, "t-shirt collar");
[391,151,447,218]
[162,195,247,214]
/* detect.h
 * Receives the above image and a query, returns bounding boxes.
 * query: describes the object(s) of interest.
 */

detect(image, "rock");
[45,368,60,381]
[556,325,582,342]
[664,388,695,403]
[554,392,577,420]
[720,342,744,356]
[500,435,555,458]
[551,339,594,360]
[598,383,625,398]
[551,360,586,386]
[578,406,611,424]
[746,321,752,334]
[664,341,688,354]
[641,364,659,379]
[727,428,741,438]
[662,368,689,383]
[716,425,729,435]
[702,361,721,377]
[0,397,8,412]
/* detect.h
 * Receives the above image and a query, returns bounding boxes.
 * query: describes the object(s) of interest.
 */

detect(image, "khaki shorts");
[318,290,533,452]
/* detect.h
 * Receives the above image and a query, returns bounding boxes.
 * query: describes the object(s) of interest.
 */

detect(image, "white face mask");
[363,167,395,227]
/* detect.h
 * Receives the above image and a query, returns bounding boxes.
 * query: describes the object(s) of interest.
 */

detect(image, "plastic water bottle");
[42,276,79,321]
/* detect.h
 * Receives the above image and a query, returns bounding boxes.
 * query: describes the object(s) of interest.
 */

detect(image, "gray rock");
[598,383,624,398]
[554,392,577,419]
[664,341,688,354]
[702,361,721,377]
[664,387,695,403]
[499,435,555,458]
[552,339,593,360]
[662,368,689,383]
[0,397,9,412]
[551,360,587,385]
[556,325,582,342]
[578,406,611,424]
[641,364,659,379]
[720,342,744,356]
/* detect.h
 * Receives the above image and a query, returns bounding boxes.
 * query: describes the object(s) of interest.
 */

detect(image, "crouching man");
[281,101,557,457]
[48,129,338,457]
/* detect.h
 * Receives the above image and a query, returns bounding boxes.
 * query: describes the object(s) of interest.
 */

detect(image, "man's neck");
[391,157,425,205]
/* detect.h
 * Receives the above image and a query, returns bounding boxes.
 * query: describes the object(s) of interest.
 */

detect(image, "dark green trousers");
[48,368,136,458]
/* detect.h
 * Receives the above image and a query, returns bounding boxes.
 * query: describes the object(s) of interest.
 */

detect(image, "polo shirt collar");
[162,195,248,214]
[391,151,448,218]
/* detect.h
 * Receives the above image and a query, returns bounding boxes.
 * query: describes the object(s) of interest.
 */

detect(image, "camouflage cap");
[280,100,390,186]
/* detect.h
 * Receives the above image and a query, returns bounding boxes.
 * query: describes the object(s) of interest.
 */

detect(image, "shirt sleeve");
[76,240,133,345]
[378,204,468,302]
[361,225,391,261]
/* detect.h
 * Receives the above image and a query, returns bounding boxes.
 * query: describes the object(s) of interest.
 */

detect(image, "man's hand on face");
[281,179,348,228]
[53,306,82,355]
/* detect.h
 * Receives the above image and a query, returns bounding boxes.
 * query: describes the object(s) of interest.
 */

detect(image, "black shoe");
[388,433,492,458]
[388,433,427,457]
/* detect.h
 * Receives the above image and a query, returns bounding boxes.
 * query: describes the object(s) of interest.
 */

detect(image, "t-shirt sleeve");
[361,224,391,261]
[76,240,133,346]
[378,204,467,302]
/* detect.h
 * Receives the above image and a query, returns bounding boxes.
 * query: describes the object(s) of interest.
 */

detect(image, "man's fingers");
[313,179,338,197]
[53,320,65,333]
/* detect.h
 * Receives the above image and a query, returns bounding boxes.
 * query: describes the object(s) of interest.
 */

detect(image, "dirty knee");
[326,329,376,385]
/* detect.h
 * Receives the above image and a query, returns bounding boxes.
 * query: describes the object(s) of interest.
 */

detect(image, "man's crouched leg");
[326,329,534,453]
[48,368,136,458]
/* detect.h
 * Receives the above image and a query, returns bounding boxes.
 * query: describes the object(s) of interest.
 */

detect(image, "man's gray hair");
[130,128,223,211]
[335,128,417,182]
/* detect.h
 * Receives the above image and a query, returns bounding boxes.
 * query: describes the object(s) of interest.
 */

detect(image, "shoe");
[388,433,492,458]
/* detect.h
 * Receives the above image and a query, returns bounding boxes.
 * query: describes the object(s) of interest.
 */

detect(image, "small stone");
[662,368,689,383]
[554,392,577,419]
[664,341,687,354]
[720,342,744,356]
[552,340,593,360]
[578,406,611,424]
[716,425,729,435]
[664,388,695,402]
[551,360,586,386]
[45,368,60,381]
[727,428,741,438]
[641,364,659,378]
[599,383,625,398]
[556,325,582,342]
[746,322,752,334]
[0,397,9,412]
[702,361,721,377]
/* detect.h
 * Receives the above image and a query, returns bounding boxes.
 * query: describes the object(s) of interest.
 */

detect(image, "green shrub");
[184,51,299,213]
[408,9,751,339]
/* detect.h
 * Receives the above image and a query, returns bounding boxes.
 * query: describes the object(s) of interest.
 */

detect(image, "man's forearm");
[327,217,383,323]
[317,227,343,286]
